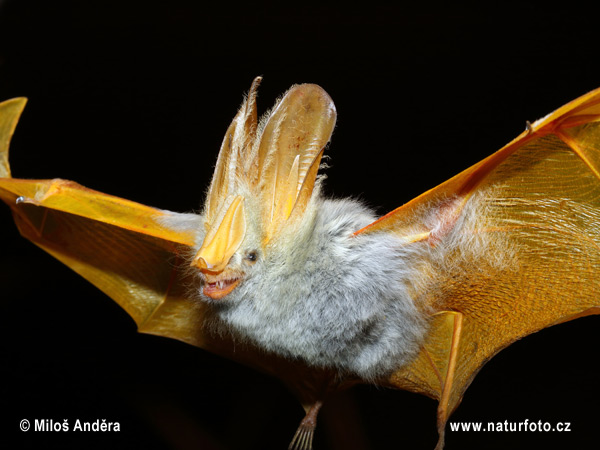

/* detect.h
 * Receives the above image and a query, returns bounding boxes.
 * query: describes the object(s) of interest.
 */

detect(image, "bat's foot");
[288,400,323,450]
[288,425,314,450]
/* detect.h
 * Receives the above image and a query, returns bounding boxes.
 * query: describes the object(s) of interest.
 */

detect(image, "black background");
[1,1,598,449]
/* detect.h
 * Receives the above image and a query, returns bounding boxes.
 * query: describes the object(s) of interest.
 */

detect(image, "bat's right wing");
[0,97,242,358]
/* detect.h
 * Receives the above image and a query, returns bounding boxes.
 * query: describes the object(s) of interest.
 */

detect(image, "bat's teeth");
[202,276,241,299]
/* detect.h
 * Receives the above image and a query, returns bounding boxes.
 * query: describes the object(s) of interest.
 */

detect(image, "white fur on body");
[159,188,508,380]
[190,196,430,380]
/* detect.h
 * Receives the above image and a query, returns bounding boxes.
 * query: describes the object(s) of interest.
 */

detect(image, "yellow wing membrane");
[358,87,600,448]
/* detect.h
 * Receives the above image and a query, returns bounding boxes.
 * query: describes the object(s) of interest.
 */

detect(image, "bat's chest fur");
[212,199,429,380]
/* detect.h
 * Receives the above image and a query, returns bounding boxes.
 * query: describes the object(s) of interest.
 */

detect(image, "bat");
[1,77,599,450]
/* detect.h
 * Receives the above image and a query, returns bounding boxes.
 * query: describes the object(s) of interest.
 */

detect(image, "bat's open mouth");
[203,277,241,300]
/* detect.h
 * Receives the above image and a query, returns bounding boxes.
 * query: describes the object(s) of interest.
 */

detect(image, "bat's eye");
[244,251,258,264]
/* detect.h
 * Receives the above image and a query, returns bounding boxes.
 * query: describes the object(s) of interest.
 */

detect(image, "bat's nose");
[191,253,226,274]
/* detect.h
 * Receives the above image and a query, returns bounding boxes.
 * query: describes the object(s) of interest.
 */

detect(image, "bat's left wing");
[356,87,600,448]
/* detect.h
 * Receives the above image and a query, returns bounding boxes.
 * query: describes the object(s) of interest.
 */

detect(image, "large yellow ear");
[0,97,28,178]
[199,80,336,270]
[257,84,336,242]
[205,77,261,223]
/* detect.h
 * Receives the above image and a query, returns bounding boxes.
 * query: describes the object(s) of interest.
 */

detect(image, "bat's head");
[190,77,336,301]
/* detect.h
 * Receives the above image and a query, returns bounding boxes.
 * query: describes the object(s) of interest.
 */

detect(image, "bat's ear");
[205,77,261,223]
[0,97,27,178]
[256,83,337,243]
[201,80,336,253]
